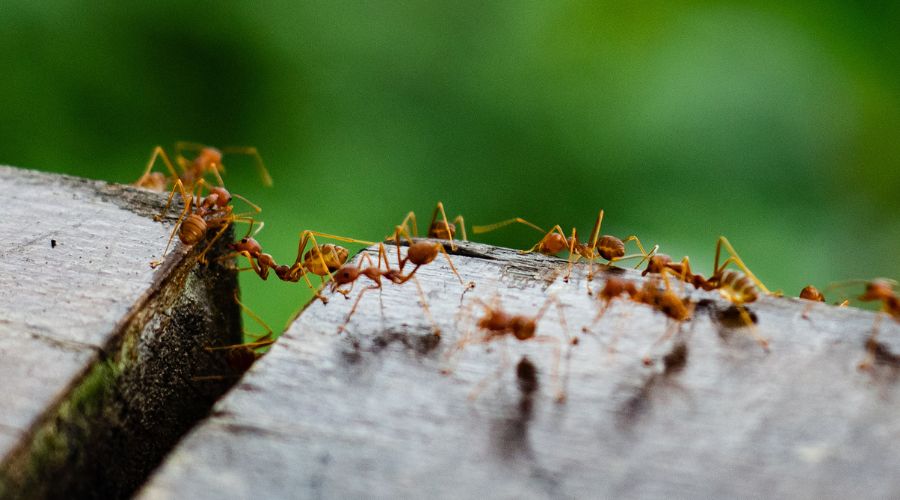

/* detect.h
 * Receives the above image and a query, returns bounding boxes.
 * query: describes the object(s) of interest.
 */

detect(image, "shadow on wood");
[140,240,900,499]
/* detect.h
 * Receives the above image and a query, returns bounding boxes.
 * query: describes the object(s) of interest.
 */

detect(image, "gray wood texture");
[0,166,243,499]
[140,240,900,500]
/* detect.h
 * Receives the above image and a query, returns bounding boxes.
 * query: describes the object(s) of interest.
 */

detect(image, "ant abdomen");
[597,235,625,260]
[179,214,208,245]
[718,270,758,304]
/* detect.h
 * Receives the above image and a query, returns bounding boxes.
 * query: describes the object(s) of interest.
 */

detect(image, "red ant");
[641,236,770,351]
[222,221,280,280]
[395,201,467,249]
[846,279,900,370]
[473,209,654,283]
[271,230,377,303]
[135,142,272,192]
[446,295,569,402]
[151,179,260,268]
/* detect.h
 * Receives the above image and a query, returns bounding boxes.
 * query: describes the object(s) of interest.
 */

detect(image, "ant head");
[407,241,440,266]
[541,233,568,254]
[230,237,261,254]
[800,285,825,302]
[208,186,232,207]
[861,280,895,301]
[511,316,537,340]
[643,254,672,275]
[597,235,625,260]
[196,147,223,169]
[428,221,456,240]
[332,265,360,285]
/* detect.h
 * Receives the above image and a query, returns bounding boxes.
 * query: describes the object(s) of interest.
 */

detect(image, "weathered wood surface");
[141,240,900,499]
[0,166,243,499]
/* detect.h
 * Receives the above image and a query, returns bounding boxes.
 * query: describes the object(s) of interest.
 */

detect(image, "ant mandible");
[151,178,261,268]
[395,201,467,250]
[135,142,272,191]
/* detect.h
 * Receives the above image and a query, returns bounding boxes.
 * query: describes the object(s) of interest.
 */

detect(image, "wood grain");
[0,166,243,499]
[139,239,900,499]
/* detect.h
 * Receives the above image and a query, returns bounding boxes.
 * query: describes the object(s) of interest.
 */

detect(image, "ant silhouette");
[473,209,654,284]
[395,201,467,250]
[151,178,260,268]
[135,142,272,192]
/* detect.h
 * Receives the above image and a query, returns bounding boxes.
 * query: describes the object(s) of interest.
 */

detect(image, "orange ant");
[136,142,272,191]
[447,295,569,402]
[395,201,467,249]
[641,237,770,350]
[800,285,826,302]
[330,242,442,335]
[845,279,900,370]
[473,210,654,283]
[272,231,376,303]
[222,221,280,280]
[389,225,472,288]
[151,178,260,268]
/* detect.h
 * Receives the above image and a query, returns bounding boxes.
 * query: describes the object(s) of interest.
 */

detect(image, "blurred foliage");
[2,1,898,332]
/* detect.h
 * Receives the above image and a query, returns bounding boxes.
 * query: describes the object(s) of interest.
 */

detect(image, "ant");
[395,201,467,249]
[273,231,376,303]
[135,142,272,192]
[641,237,770,350]
[447,295,569,402]
[222,221,280,280]
[329,242,440,335]
[800,285,826,302]
[195,293,276,379]
[473,209,654,283]
[849,279,900,370]
[151,178,260,268]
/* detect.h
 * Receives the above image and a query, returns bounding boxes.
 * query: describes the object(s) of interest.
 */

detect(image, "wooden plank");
[139,240,900,499]
[0,166,243,499]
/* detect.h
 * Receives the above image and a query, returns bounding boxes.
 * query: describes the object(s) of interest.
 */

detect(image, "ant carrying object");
[151,178,261,268]
[473,209,655,283]
[135,142,272,192]
[395,201,467,249]
[446,295,569,402]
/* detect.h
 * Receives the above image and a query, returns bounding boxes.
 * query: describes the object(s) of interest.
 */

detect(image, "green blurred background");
[2,1,898,332]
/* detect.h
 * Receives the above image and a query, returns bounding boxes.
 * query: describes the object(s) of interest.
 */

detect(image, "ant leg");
[714,236,771,294]
[859,313,885,371]
[431,201,457,250]
[137,146,180,187]
[396,211,419,238]
[452,215,467,241]
[231,193,263,214]
[472,217,545,235]
[586,209,605,249]
[151,180,193,267]
[736,305,769,352]
[234,290,273,341]
[195,219,234,265]
[642,320,681,365]
[433,242,471,287]
[468,338,510,401]
[305,231,376,247]
[410,275,441,336]
[336,284,381,334]
[221,145,274,187]
[565,226,580,282]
